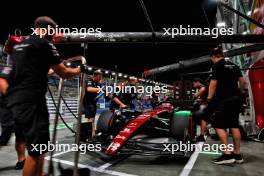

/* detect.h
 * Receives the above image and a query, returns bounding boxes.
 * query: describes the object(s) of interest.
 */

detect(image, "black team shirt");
[211,59,242,100]
[83,78,102,106]
[7,35,61,105]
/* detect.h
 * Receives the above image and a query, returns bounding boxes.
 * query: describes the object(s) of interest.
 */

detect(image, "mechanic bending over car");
[110,77,140,111]
[109,79,128,110]
[192,78,209,142]
[208,46,246,165]
[5,16,87,176]
[83,70,104,139]
[128,77,143,111]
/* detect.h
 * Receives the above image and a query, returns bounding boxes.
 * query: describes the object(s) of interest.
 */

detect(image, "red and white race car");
[94,101,196,158]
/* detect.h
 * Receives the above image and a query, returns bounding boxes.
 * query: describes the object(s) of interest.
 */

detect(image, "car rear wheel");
[170,111,191,142]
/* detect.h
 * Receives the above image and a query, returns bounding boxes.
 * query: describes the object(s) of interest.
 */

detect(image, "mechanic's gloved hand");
[80,64,90,74]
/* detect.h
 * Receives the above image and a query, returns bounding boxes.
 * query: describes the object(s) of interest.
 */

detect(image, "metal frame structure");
[53,32,264,44]
[47,56,86,176]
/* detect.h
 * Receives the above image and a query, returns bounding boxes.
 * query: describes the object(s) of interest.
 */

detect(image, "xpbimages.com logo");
[163,142,234,154]
[96,84,168,97]
[163,25,234,39]
[31,141,101,154]
[31,25,102,38]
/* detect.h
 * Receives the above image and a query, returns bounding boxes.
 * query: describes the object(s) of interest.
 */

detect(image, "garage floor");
[1,118,264,176]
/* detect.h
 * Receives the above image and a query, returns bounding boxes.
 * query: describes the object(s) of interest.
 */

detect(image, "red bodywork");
[249,59,264,129]
[105,105,174,156]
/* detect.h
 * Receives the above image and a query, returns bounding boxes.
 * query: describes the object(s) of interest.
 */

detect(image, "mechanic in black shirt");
[207,47,246,165]
[1,65,27,170]
[110,79,129,110]
[83,70,104,138]
[6,16,85,176]
[110,77,139,111]
[192,78,208,142]
[0,67,13,147]
[128,77,140,110]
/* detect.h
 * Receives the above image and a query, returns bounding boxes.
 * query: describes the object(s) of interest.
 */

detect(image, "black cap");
[193,78,202,83]
[210,46,223,57]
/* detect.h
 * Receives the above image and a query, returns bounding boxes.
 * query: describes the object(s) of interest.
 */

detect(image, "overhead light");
[247,11,251,16]
[88,67,92,71]
[124,75,128,78]
[105,70,109,74]
[253,8,260,14]
[112,72,116,75]
[216,22,226,27]
[118,73,122,77]
[242,30,250,35]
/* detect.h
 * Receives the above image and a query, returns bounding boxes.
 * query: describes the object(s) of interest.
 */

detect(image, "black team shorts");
[211,96,241,129]
[10,100,50,156]
[84,103,97,118]
[0,103,14,143]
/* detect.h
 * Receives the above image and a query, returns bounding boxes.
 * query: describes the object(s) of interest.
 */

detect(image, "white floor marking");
[97,154,131,170]
[179,138,207,176]
[45,157,138,176]
[97,162,112,170]
[200,151,222,155]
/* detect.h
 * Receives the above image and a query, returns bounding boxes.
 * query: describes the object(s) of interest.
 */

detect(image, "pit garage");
[0,0,264,176]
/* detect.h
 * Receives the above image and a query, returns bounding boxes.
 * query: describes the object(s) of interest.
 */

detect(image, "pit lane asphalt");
[1,117,264,176]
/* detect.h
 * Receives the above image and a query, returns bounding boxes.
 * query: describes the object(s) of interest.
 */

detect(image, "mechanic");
[83,70,104,139]
[109,79,128,110]
[0,68,12,142]
[207,46,246,165]
[151,91,160,108]
[6,16,86,176]
[192,78,208,142]
[0,68,13,147]
[110,77,140,111]
[0,58,27,170]
[128,77,142,111]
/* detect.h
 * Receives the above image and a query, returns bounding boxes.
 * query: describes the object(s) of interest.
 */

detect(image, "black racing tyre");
[97,110,114,133]
[170,112,190,141]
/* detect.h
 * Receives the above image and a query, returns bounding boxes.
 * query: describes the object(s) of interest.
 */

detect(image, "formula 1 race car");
[94,101,196,158]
